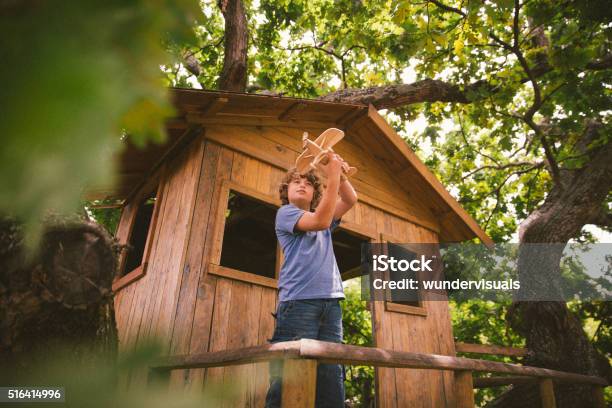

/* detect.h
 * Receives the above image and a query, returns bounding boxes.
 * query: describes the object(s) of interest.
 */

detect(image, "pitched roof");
[83,87,492,245]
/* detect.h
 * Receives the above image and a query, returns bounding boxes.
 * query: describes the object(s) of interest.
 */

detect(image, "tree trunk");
[0,215,119,384]
[488,124,612,407]
[217,0,248,92]
[323,81,611,405]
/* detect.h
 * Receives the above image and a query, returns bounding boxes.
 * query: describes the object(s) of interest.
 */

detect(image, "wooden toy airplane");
[295,128,357,179]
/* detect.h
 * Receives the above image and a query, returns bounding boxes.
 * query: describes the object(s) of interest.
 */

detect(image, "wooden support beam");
[335,106,367,128]
[281,359,317,408]
[455,342,528,357]
[454,370,475,408]
[539,378,556,408]
[278,102,308,121]
[200,97,229,116]
[344,110,368,132]
[208,263,278,289]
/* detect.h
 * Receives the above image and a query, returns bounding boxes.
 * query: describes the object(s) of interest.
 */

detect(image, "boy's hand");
[317,152,343,180]
[329,153,351,181]
[336,154,350,178]
[296,152,344,232]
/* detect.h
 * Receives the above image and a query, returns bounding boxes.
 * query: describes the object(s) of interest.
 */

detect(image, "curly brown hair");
[279,167,323,211]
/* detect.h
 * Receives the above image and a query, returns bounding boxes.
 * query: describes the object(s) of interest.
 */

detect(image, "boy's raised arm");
[334,177,357,221]
[295,153,343,231]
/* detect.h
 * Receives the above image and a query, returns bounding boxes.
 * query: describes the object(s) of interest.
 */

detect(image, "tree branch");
[483,163,543,230]
[462,161,543,181]
[457,112,502,166]
[586,53,612,70]
[275,42,365,89]
[183,50,202,77]
[489,32,513,51]
[428,0,466,17]
[513,0,521,49]
[489,2,563,188]
[319,49,611,107]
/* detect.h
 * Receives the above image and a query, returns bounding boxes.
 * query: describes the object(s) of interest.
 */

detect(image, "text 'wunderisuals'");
[371,254,521,291]
[371,277,521,291]
[361,243,612,302]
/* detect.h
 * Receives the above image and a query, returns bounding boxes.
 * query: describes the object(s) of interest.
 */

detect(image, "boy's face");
[287,174,314,209]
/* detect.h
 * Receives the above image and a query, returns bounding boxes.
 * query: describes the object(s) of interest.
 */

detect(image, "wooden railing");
[148,339,608,408]
[455,342,531,389]
[454,342,528,358]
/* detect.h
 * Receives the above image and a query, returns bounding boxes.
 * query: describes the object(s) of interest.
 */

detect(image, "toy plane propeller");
[295,128,357,178]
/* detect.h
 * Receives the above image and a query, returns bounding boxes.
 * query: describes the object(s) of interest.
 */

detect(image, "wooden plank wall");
[113,135,204,390]
[113,124,458,407]
[370,220,456,408]
[202,125,440,233]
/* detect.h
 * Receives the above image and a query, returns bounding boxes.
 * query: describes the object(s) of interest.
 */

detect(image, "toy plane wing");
[304,139,323,155]
[314,128,344,150]
[295,140,323,173]
[295,128,346,174]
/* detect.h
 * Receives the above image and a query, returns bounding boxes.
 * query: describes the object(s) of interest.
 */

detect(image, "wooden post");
[454,370,474,408]
[281,359,317,408]
[539,379,556,408]
[592,386,605,408]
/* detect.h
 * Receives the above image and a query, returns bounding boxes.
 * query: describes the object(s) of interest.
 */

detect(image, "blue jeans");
[264,298,346,408]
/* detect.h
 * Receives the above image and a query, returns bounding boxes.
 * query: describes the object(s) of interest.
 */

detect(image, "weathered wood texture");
[147,339,608,408]
[148,338,609,407]
[113,136,279,405]
[203,125,440,233]
[372,228,456,408]
[150,339,608,386]
[539,378,556,408]
[89,89,493,244]
[114,135,205,391]
[454,371,475,408]
[455,342,528,357]
[281,359,317,408]
[113,123,471,406]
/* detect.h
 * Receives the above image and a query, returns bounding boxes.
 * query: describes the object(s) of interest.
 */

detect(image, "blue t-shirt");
[275,204,345,302]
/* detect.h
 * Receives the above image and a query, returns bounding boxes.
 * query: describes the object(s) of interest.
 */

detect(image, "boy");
[265,152,358,408]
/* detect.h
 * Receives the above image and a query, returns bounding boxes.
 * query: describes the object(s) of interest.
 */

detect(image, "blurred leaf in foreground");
[8,337,236,408]
[0,0,201,255]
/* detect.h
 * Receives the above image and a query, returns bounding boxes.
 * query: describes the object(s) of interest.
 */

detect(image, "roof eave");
[366,104,493,247]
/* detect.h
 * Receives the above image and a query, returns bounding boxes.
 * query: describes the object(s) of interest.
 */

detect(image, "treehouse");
[83,88,606,407]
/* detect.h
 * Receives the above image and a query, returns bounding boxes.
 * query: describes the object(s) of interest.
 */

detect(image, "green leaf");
[431,32,448,48]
